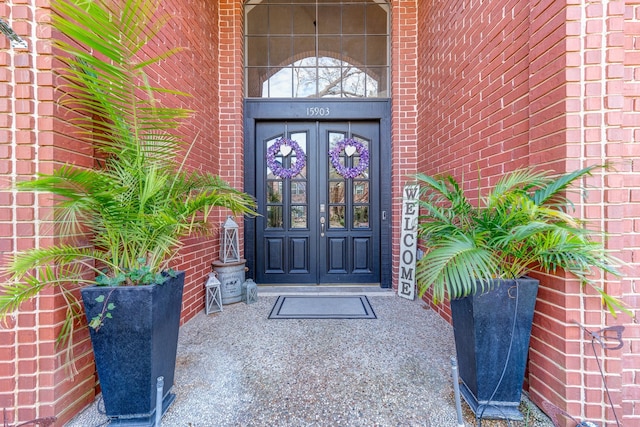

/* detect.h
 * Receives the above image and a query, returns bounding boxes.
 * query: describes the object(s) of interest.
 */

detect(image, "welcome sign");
[398,185,420,300]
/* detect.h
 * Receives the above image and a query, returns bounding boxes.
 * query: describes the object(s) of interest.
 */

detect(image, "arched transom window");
[245,0,390,98]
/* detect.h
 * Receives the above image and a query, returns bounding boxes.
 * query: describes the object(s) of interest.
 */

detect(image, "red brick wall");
[618,1,640,422]
[391,2,420,292]
[417,0,640,425]
[0,0,222,424]
[147,0,224,324]
[216,0,247,278]
[0,2,88,424]
[416,0,532,321]
[528,1,593,422]
[218,0,243,191]
[3,0,639,425]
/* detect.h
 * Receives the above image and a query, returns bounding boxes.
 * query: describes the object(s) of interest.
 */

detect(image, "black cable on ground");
[573,321,625,427]
[90,395,111,427]
[589,333,622,427]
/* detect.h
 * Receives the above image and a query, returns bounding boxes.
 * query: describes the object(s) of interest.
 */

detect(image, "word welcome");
[398,185,419,300]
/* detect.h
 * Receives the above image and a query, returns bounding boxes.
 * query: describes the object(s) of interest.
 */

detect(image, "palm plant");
[0,0,255,344]
[414,165,625,315]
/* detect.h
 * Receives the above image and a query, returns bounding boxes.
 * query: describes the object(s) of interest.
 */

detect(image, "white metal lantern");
[242,278,258,304]
[220,216,240,263]
[205,272,222,314]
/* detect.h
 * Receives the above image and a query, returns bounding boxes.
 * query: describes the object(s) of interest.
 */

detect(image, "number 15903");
[306,107,330,117]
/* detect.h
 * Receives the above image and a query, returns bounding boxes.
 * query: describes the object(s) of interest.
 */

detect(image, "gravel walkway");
[66,291,554,427]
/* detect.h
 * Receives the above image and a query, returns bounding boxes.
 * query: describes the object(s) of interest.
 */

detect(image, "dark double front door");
[255,121,380,284]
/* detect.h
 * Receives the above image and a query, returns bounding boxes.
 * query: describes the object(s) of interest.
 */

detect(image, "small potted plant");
[0,0,255,424]
[414,166,625,420]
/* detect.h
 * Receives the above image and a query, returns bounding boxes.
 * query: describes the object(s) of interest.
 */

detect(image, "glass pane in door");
[265,133,308,230]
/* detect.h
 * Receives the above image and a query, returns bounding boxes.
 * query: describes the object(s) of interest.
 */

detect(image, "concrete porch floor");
[65,287,554,427]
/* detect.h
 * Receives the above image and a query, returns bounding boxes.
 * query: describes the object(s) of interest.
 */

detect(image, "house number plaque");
[306,107,330,117]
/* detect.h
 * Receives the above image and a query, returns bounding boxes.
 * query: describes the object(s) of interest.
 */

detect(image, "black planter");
[450,277,539,420]
[80,271,185,426]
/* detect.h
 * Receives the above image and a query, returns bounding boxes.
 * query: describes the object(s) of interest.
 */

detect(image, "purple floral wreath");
[328,138,370,179]
[266,138,306,179]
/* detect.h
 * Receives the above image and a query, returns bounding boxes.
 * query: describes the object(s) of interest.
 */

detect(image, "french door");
[255,121,380,284]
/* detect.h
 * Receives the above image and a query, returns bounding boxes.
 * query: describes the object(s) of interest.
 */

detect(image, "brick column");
[0,1,96,424]
[391,0,419,291]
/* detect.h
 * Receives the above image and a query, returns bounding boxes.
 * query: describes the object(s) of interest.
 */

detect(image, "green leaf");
[414,166,627,316]
[0,0,256,368]
[89,316,102,329]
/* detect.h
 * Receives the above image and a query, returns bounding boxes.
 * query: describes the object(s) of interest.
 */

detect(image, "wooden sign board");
[398,185,420,300]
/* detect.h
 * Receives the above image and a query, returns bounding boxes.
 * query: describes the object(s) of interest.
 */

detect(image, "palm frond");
[53,0,192,157]
[2,0,256,357]
[7,245,108,277]
[531,165,600,206]
[416,235,497,303]
[414,166,627,315]
[0,279,49,316]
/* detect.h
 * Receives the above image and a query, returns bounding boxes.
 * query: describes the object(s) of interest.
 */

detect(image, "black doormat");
[268,295,377,319]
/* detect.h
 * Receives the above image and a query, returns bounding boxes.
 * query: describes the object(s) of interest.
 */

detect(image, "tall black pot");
[450,277,539,420]
[80,271,185,426]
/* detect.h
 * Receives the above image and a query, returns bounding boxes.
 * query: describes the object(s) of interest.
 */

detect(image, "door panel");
[328,238,347,273]
[290,238,309,272]
[265,238,284,273]
[256,121,379,284]
[353,238,370,272]
[318,122,379,283]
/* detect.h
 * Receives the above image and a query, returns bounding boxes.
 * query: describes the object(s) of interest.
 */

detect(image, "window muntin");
[245,1,390,98]
[266,131,309,229]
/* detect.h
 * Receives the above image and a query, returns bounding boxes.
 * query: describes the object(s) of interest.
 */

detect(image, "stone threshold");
[257,284,395,297]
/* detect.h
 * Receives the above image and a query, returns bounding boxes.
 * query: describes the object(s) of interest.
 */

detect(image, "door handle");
[320,216,325,237]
